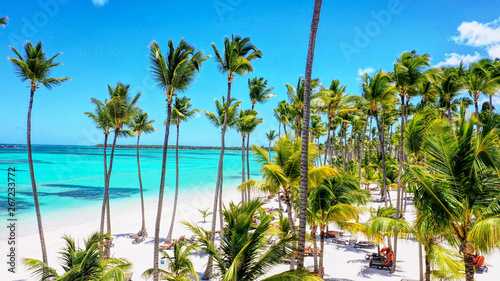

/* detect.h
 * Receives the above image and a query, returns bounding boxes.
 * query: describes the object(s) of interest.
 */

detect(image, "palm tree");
[101,83,140,257]
[142,242,199,281]
[131,111,157,236]
[361,70,395,205]
[286,76,320,137]
[434,67,462,121]
[206,34,261,279]
[9,41,70,264]
[164,97,200,245]
[309,173,368,276]
[186,199,323,281]
[246,77,275,185]
[24,232,131,280]
[239,135,335,269]
[265,130,278,158]
[148,39,209,281]
[236,109,263,202]
[407,107,500,281]
[460,58,500,121]
[274,100,293,136]
[297,0,324,268]
[0,16,7,26]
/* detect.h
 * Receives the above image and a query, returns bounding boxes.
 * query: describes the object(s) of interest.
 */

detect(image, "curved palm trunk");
[241,135,246,202]
[204,79,232,279]
[104,128,120,256]
[100,133,109,234]
[166,124,181,244]
[374,113,388,207]
[27,88,48,265]
[464,252,475,281]
[358,116,370,185]
[152,103,172,281]
[297,0,323,269]
[311,225,318,273]
[137,134,146,233]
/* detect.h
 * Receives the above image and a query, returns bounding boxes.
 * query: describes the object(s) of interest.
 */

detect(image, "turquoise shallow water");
[0,145,261,220]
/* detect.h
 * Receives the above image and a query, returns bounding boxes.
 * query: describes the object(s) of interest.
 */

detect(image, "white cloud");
[92,0,108,7]
[357,67,374,77]
[452,18,500,58]
[434,52,481,68]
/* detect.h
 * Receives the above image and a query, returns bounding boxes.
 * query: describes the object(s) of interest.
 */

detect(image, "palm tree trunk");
[204,79,232,279]
[278,120,281,137]
[27,87,48,265]
[319,225,326,278]
[137,134,146,233]
[152,102,172,281]
[358,116,369,185]
[246,134,251,201]
[324,117,331,166]
[100,133,109,234]
[393,95,405,273]
[374,113,388,207]
[312,225,318,273]
[166,124,181,244]
[241,135,246,202]
[368,118,373,165]
[419,241,423,281]
[104,128,120,256]
[297,0,323,269]
[464,252,475,281]
[424,244,430,281]
[284,191,296,270]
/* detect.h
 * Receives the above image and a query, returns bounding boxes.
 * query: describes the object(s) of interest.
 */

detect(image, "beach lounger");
[159,241,176,250]
[187,235,197,243]
[177,235,186,242]
[130,233,145,244]
[354,241,375,249]
[304,247,321,256]
[369,249,393,270]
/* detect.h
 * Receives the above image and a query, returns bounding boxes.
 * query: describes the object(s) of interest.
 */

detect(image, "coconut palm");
[434,67,463,121]
[265,130,278,158]
[8,41,70,264]
[131,111,157,236]
[164,97,200,245]
[0,16,7,26]
[407,107,500,281]
[23,232,131,281]
[186,199,322,281]
[285,76,320,137]
[239,135,335,269]
[460,58,500,121]
[148,39,209,281]
[246,77,275,184]
[361,70,395,205]
[274,100,293,136]
[142,242,199,281]
[309,173,368,276]
[236,109,263,202]
[206,34,261,279]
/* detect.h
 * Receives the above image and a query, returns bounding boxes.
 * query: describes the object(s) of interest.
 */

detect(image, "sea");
[0,145,261,228]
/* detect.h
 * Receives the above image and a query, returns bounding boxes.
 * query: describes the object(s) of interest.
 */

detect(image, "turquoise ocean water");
[0,145,261,227]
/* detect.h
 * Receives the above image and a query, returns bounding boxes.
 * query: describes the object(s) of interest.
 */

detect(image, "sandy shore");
[3,187,499,281]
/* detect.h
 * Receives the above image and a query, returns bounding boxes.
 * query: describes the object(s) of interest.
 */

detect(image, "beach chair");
[160,241,176,250]
[130,233,145,244]
[348,237,358,245]
[369,249,393,270]
[187,235,197,243]
[354,241,375,249]
[177,235,186,242]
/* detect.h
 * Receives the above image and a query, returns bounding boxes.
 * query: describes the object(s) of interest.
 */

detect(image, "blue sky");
[1,0,499,147]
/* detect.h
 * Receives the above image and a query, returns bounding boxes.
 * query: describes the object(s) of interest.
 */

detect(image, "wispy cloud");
[434,52,481,68]
[452,17,500,58]
[92,0,108,7]
[357,67,374,77]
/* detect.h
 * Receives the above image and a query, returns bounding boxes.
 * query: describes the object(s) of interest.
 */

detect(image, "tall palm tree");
[164,97,200,244]
[148,39,209,281]
[9,41,70,264]
[246,77,275,185]
[186,199,323,281]
[206,34,261,279]
[297,0,323,268]
[407,107,500,281]
[434,67,462,121]
[265,130,278,158]
[142,242,199,281]
[274,100,292,136]
[24,232,131,280]
[131,111,157,235]
[361,70,395,205]
[236,109,263,202]
[286,76,320,137]
[0,16,8,26]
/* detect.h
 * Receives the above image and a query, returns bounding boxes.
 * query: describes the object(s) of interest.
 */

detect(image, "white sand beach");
[4,187,499,281]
